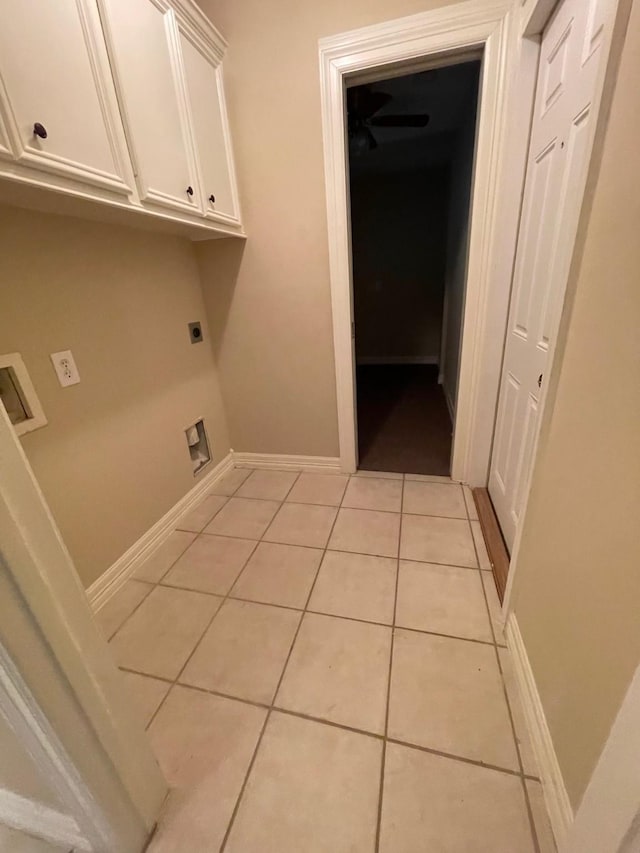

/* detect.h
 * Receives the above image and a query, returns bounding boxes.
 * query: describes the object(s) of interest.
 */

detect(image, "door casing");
[319,0,539,485]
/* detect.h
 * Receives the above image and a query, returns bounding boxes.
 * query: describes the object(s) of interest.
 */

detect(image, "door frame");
[319,0,536,481]
[0,403,166,851]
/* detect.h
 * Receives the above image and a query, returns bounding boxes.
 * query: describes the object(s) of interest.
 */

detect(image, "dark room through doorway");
[347,59,481,475]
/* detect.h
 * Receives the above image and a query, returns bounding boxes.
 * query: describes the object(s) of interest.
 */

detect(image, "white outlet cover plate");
[50,350,80,387]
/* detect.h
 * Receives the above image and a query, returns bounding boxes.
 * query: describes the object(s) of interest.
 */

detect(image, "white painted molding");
[505,613,573,846]
[87,451,234,609]
[319,0,521,480]
[0,643,104,852]
[0,788,90,852]
[356,356,439,366]
[233,452,342,473]
[88,451,342,613]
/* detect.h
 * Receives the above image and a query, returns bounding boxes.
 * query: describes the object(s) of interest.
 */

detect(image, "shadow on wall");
[196,238,246,363]
[350,166,450,363]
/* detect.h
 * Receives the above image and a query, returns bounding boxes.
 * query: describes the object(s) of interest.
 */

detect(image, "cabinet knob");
[33,122,48,140]
[186,186,194,196]
[208,194,215,204]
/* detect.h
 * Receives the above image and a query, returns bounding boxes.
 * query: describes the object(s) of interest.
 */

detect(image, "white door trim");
[319,0,531,480]
[0,403,166,852]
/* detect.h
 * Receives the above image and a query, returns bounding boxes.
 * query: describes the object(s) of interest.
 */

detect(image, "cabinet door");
[100,0,199,214]
[0,0,130,194]
[180,34,239,223]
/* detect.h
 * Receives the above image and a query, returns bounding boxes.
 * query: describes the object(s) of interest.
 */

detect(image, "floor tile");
[95,580,152,640]
[285,472,349,506]
[110,586,221,680]
[482,570,506,645]
[380,743,535,853]
[263,502,337,548]
[404,473,452,483]
[176,495,228,533]
[148,685,266,853]
[236,469,298,501]
[276,613,391,733]
[181,599,301,704]
[463,484,479,519]
[396,561,492,642]
[526,780,557,853]
[499,648,539,776]
[389,630,518,770]
[402,481,466,518]
[162,535,255,596]
[354,469,403,479]
[120,671,170,728]
[230,542,322,608]
[342,476,403,512]
[204,497,280,540]
[471,519,493,570]
[133,531,196,583]
[328,507,400,558]
[225,712,381,853]
[209,467,252,496]
[400,514,477,567]
[309,551,396,624]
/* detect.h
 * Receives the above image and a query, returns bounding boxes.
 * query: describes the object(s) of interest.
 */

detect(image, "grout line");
[121,662,542,784]
[114,468,538,847]
[219,468,341,851]
[103,580,156,643]
[374,476,404,851]
[467,510,541,852]
[141,471,265,733]
[192,528,486,572]
[385,736,525,779]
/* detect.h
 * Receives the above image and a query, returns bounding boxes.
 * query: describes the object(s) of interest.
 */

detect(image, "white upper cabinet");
[0,0,130,194]
[179,31,239,223]
[0,0,242,238]
[99,0,199,214]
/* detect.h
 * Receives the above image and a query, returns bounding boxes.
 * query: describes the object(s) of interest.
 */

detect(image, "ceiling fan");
[347,84,430,154]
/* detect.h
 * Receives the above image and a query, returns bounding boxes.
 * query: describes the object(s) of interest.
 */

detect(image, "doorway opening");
[347,60,481,475]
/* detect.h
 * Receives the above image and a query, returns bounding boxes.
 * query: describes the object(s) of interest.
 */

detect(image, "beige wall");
[196,0,459,456]
[351,167,449,362]
[510,0,640,810]
[0,207,230,588]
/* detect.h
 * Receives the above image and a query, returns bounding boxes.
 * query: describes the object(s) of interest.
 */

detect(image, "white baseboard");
[87,451,342,611]
[356,356,439,366]
[506,613,573,847]
[87,452,234,610]
[233,452,342,473]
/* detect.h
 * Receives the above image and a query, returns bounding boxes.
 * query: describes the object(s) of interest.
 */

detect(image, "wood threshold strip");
[472,488,510,603]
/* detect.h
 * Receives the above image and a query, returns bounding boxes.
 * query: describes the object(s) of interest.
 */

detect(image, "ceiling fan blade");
[348,87,392,119]
[369,113,430,128]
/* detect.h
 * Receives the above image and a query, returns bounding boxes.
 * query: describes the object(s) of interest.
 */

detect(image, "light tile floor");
[98,467,556,853]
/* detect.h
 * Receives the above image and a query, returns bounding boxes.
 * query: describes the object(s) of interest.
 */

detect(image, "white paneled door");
[489,0,613,550]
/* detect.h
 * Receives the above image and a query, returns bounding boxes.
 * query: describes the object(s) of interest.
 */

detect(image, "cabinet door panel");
[100,0,198,213]
[0,0,129,192]
[180,34,238,222]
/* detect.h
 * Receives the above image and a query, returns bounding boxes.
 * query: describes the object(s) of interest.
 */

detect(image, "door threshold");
[472,488,510,602]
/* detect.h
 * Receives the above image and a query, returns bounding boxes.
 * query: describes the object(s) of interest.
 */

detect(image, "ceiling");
[348,60,481,174]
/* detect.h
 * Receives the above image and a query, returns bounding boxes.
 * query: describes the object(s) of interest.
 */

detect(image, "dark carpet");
[356,364,453,476]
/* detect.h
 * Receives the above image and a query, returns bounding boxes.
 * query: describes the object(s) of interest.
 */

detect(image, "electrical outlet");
[50,350,80,387]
